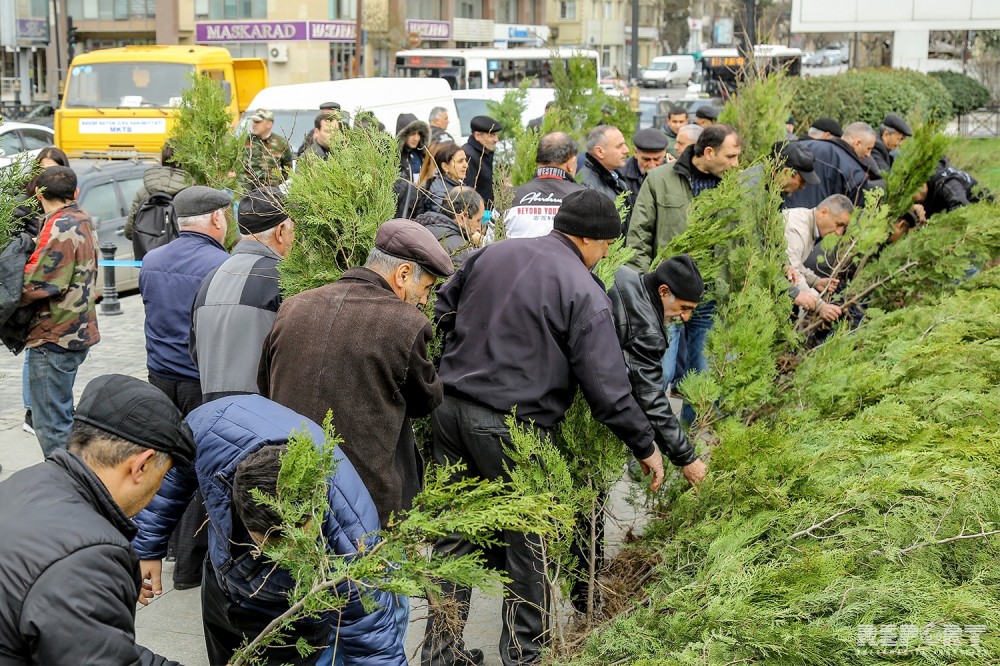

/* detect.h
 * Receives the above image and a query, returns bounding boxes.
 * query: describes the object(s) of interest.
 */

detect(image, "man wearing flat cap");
[608,255,708,486]
[260,218,453,532]
[298,101,346,157]
[0,374,194,665]
[422,189,666,666]
[139,184,231,588]
[694,105,719,127]
[771,140,821,201]
[462,114,503,208]
[872,113,912,174]
[805,117,842,140]
[619,127,670,229]
[191,187,294,402]
[244,108,294,188]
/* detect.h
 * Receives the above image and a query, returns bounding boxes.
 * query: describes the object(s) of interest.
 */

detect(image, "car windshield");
[648,62,669,71]
[455,98,491,137]
[65,63,195,109]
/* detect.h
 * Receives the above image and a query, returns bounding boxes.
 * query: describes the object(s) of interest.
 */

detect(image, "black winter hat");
[810,117,843,138]
[238,187,289,234]
[552,189,621,240]
[650,254,704,303]
[74,374,196,468]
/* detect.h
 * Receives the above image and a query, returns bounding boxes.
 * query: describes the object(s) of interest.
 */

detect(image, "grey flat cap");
[695,106,719,121]
[375,218,455,278]
[174,186,232,218]
[633,128,670,152]
[882,113,913,137]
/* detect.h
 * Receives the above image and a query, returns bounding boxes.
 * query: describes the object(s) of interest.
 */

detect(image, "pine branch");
[787,507,858,541]
[799,261,919,335]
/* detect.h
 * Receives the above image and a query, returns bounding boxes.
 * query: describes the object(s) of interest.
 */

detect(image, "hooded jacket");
[607,267,698,466]
[422,173,464,216]
[131,395,405,664]
[463,135,496,208]
[0,450,178,665]
[125,166,191,240]
[394,114,431,219]
[415,211,477,266]
[782,138,881,209]
[504,167,584,239]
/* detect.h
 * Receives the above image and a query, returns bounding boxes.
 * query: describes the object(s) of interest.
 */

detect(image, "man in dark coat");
[0,374,195,665]
[414,185,485,267]
[579,124,632,216]
[259,218,454,529]
[463,115,502,209]
[783,122,882,209]
[421,189,665,666]
[619,128,669,231]
[608,255,708,485]
[871,112,912,175]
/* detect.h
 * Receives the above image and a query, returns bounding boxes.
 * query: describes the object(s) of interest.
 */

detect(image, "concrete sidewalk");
[0,293,651,665]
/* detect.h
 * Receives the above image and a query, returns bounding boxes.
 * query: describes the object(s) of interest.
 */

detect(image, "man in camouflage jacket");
[243,108,293,189]
[20,166,100,456]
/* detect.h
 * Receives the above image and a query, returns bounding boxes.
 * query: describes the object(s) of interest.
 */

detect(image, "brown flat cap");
[375,218,455,278]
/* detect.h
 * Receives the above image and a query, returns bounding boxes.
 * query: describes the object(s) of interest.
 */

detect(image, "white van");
[640,55,696,88]
[452,87,555,137]
[243,78,461,153]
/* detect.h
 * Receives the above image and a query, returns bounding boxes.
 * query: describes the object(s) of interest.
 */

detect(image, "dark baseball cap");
[74,375,196,468]
[375,218,455,278]
[774,141,820,186]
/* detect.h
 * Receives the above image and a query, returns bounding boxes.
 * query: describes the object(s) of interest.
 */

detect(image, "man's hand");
[793,290,819,311]
[784,264,800,285]
[639,448,665,492]
[818,302,842,322]
[681,458,707,487]
[138,559,163,606]
[815,277,840,293]
[911,203,926,224]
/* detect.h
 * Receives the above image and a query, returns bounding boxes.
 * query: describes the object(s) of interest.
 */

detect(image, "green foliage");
[719,72,793,163]
[279,123,398,296]
[0,121,36,242]
[564,267,1000,665]
[848,201,1000,309]
[789,69,952,130]
[486,78,532,144]
[883,116,949,221]
[948,137,1000,193]
[169,73,243,192]
[928,71,992,115]
[548,55,637,146]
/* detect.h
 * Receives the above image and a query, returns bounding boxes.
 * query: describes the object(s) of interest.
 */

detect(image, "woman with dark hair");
[124,142,191,240]
[11,146,71,437]
[418,142,469,215]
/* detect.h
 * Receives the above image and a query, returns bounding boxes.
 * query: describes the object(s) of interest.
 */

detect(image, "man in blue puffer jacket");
[131,394,406,665]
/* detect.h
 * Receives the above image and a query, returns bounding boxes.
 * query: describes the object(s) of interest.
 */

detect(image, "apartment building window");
[408,0,442,19]
[559,0,576,20]
[604,0,612,19]
[457,0,482,19]
[66,0,155,19]
[331,0,357,20]
[204,0,267,19]
[498,0,518,24]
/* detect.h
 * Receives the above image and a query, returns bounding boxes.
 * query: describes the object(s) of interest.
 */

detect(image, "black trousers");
[421,396,551,666]
[148,371,209,588]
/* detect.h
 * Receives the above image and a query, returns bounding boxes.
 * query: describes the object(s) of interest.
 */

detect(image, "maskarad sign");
[196,21,357,43]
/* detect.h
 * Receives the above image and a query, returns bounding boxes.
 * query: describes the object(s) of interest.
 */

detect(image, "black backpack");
[131,192,179,261]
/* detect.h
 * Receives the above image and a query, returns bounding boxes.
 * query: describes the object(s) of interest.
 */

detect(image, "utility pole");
[51,0,63,99]
[630,0,639,82]
[352,0,362,77]
[743,0,756,54]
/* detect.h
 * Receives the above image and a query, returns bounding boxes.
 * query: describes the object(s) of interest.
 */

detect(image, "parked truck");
[56,45,267,159]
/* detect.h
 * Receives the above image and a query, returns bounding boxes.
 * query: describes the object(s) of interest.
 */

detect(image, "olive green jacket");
[625,160,694,272]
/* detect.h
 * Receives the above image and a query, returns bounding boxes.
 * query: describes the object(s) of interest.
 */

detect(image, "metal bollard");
[99,243,123,316]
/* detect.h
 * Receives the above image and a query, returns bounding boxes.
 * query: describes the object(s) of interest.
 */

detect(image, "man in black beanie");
[422,189,665,666]
[190,186,294,402]
[608,255,708,487]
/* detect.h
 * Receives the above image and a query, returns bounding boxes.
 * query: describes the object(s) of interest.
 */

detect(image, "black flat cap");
[375,218,455,278]
[651,254,704,303]
[470,115,503,133]
[774,141,820,186]
[810,117,843,138]
[74,375,196,468]
[695,106,719,121]
[238,187,289,234]
[882,113,912,137]
[633,128,670,152]
[319,101,341,110]
[553,189,621,240]
[174,185,232,218]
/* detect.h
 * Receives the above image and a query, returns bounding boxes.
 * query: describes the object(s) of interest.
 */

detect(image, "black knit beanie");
[651,254,704,302]
[552,189,622,240]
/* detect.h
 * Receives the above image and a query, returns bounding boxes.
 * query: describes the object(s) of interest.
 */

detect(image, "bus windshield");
[66,63,195,109]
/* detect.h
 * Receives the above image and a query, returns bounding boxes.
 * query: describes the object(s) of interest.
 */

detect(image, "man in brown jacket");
[258,218,454,529]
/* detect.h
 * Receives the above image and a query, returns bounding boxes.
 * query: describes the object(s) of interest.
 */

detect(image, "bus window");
[469,71,483,89]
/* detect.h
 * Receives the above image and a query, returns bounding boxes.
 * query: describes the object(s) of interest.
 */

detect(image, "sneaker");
[23,410,34,436]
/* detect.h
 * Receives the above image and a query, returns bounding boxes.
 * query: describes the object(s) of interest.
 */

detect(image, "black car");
[73,159,155,293]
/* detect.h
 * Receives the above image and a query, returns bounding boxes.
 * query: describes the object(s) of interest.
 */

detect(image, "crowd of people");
[0,94,989,666]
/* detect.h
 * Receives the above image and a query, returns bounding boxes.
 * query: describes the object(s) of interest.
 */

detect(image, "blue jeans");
[661,324,681,391]
[22,349,31,410]
[28,345,88,456]
[678,301,715,424]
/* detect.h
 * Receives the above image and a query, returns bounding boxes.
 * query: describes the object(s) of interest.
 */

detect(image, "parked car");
[74,159,154,293]
[0,122,54,170]
[639,99,658,129]
[18,103,56,128]
[640,55,696,88]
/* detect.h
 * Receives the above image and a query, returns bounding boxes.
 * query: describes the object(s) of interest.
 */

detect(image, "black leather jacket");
[608,267,698,466]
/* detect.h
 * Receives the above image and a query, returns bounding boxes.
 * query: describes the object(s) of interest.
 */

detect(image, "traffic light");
[67,16,78,60]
